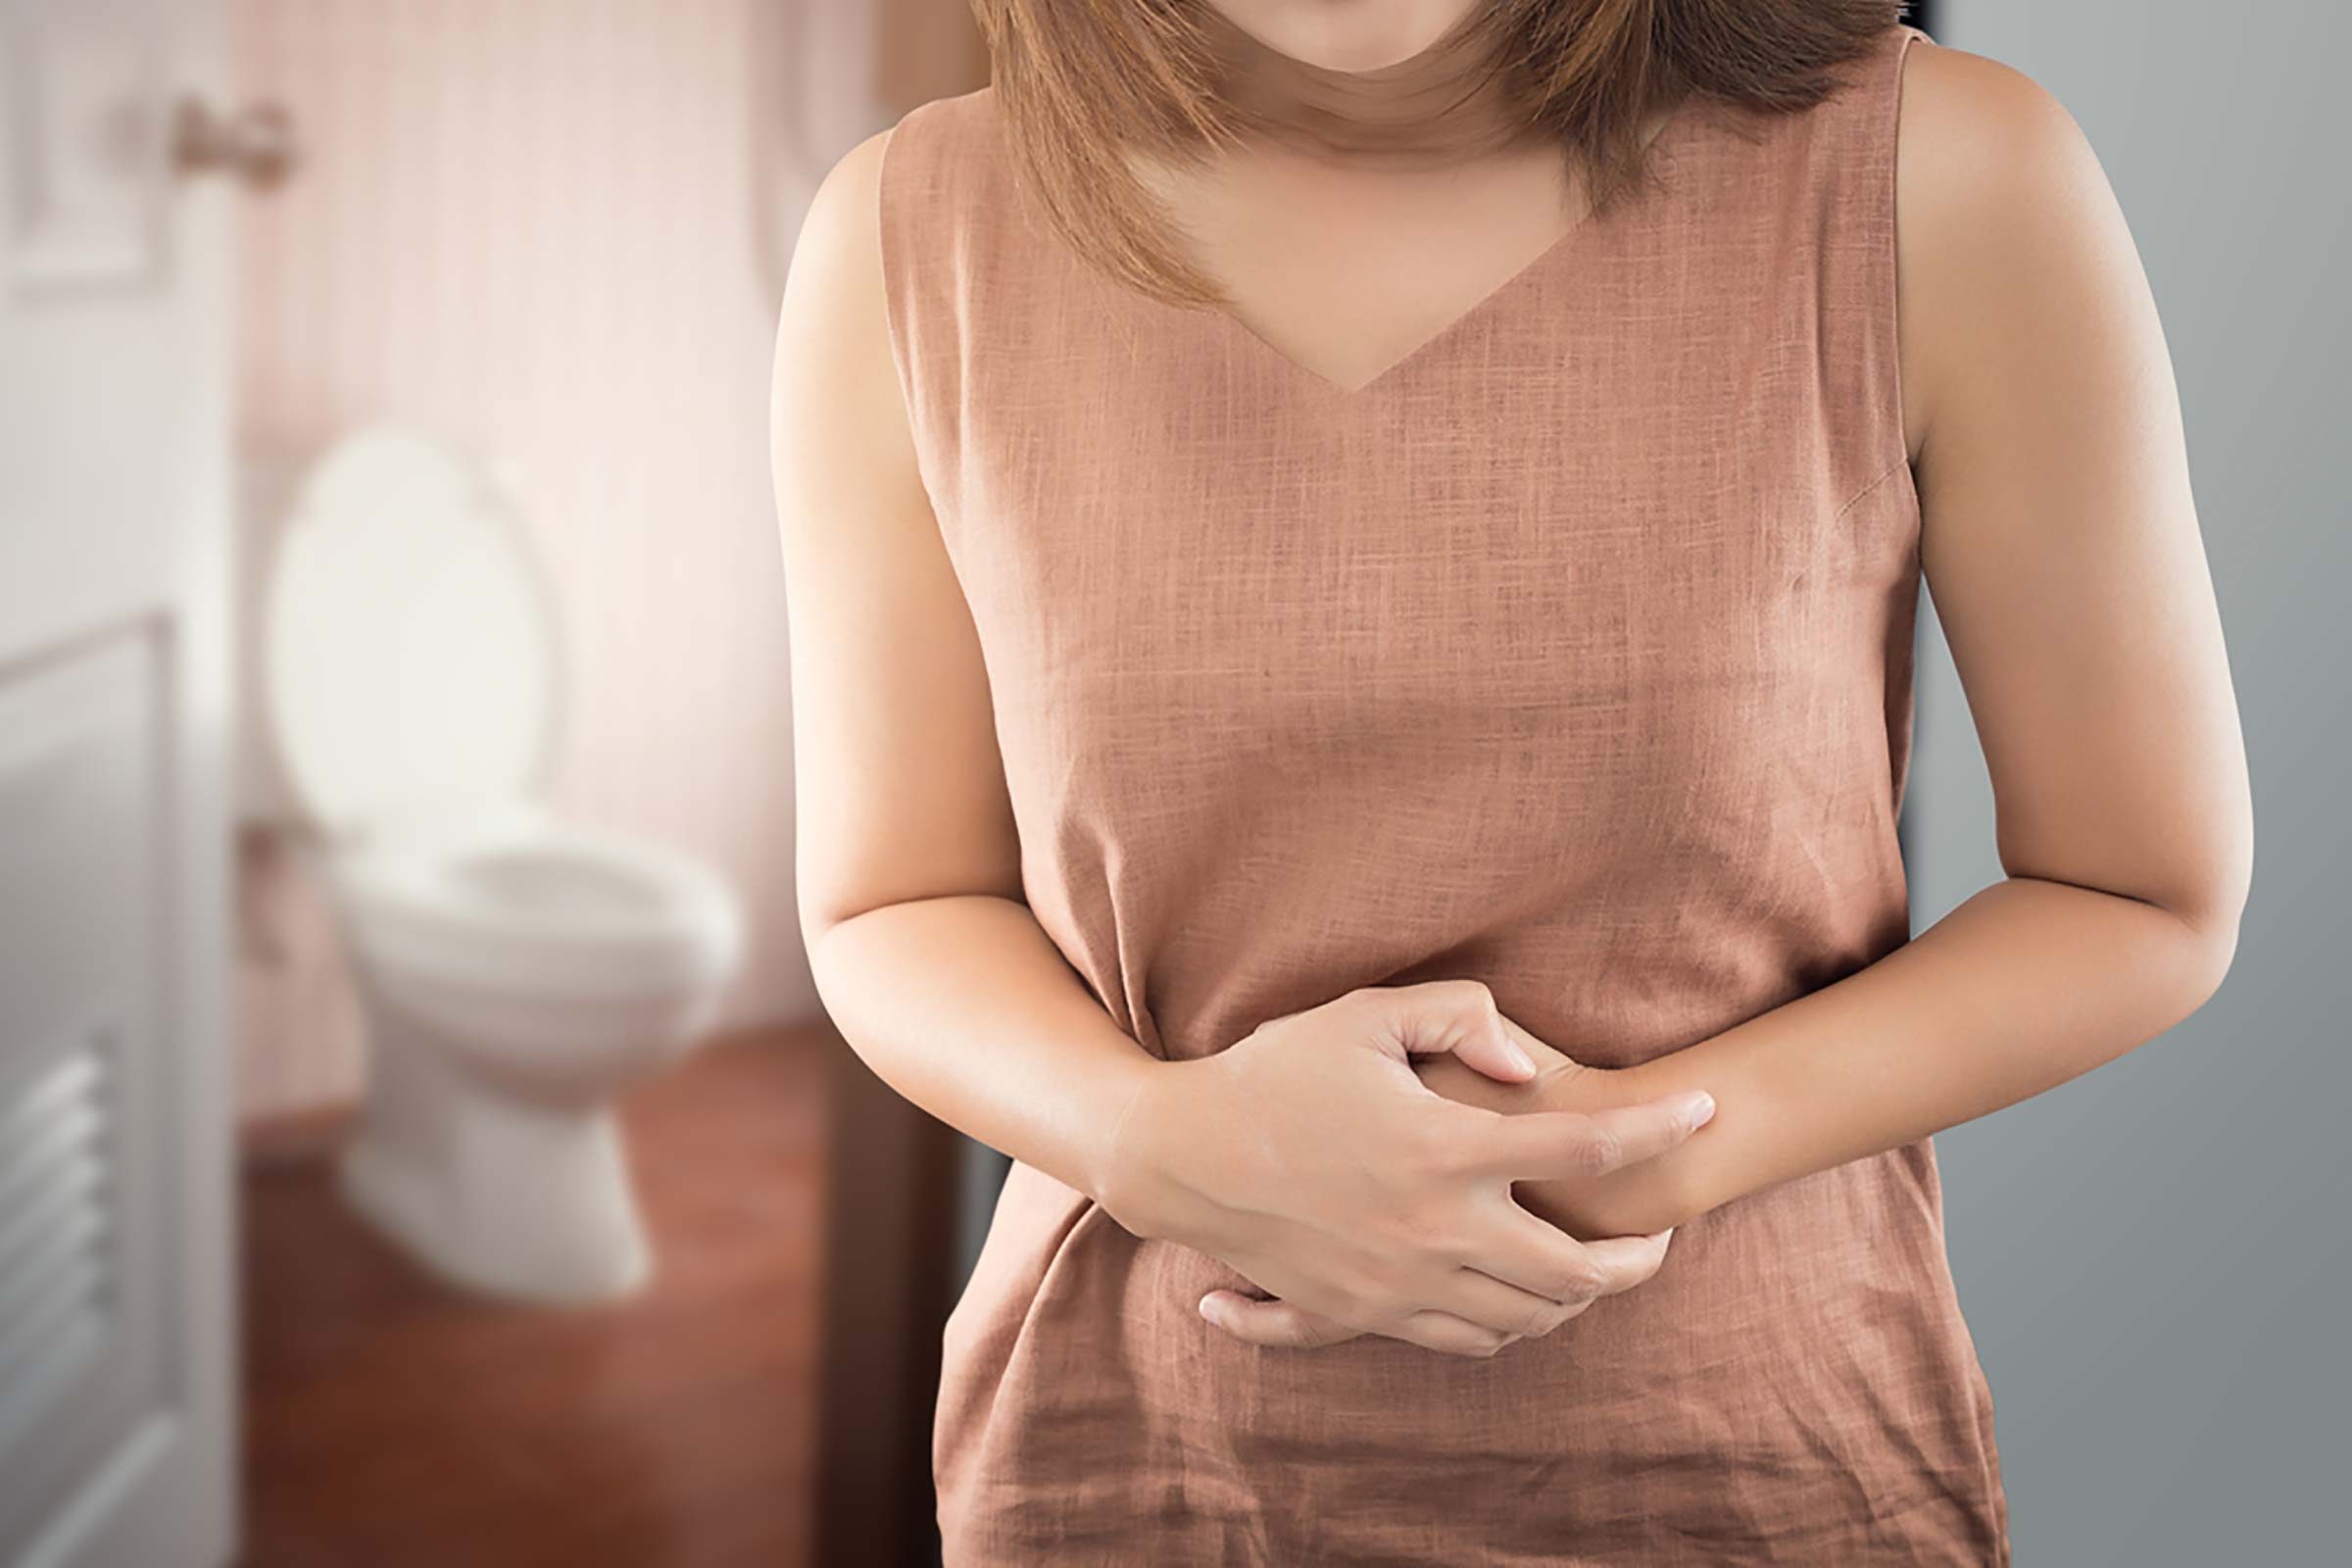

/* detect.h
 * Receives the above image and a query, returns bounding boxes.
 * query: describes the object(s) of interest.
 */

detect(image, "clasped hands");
[1096,980,1716,1359]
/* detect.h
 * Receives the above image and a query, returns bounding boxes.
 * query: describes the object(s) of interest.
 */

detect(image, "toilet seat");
[262,425,562,838]
[333,804,743,1000]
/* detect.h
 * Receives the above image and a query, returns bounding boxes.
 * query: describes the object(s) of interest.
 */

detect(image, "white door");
[0,0,251,1563]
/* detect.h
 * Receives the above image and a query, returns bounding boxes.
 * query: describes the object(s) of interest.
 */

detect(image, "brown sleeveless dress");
[878,22,2009,1564]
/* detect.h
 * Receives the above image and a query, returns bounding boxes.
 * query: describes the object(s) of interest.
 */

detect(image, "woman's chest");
[938,358,1914,816]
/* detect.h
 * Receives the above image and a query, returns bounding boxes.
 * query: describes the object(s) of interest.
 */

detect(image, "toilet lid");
[264,426,560,836]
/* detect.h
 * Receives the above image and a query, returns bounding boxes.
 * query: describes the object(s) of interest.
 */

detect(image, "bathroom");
[3,1,982,1563]
[5,1,2352,1566]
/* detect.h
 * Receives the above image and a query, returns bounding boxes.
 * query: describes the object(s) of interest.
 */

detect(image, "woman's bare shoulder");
[1895,37,2139,460]
[1899,36,2104,215]
[778,124,894,358]
[770,122,916,507]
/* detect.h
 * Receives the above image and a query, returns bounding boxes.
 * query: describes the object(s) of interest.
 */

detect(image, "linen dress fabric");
[879,22,2008,1565]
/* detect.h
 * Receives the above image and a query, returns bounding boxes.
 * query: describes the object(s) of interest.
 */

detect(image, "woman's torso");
[879,21,2009,1564]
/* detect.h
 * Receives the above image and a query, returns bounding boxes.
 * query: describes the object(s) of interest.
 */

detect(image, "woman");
[772,0,2251,1560]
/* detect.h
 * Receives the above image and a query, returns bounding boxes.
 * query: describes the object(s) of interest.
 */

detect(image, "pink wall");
[232,0,824,1112]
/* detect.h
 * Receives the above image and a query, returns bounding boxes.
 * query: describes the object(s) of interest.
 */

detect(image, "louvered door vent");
[0,1049,113,1460]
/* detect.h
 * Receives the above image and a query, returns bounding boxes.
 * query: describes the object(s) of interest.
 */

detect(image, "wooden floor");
[239,1028,831,1568]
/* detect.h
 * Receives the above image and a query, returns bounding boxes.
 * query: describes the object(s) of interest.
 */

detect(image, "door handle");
[171,97,298,191]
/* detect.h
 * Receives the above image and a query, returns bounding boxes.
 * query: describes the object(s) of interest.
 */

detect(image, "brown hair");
[969,0,1908,305]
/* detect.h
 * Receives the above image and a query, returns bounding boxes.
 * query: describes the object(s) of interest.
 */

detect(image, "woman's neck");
[1199,6,1540,171]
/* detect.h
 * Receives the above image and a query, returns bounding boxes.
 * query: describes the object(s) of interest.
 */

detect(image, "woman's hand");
[1098,980,1717,1358]
[1414,1019,1704,1243]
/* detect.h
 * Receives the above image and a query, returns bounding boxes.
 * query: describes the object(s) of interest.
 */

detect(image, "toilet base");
[336,1001,657,1305]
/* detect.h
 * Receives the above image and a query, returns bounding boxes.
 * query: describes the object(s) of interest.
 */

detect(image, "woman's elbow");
[2157,840,2252,1016]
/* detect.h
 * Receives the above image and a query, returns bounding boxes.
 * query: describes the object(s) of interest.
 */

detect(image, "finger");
[1419,1265,1593,1340]
[1576,1230,1680,1298]
[1362,978,1536,1083]
[1390,1309,1516,1358]
[1462,1093,1715,1183]
[1199,1292,1367,1349]
[1471,1203,1676,1303]
[1201,1292,1510,1359]
[1495,1014,1584,1080]
[1466,1201,1639,1300]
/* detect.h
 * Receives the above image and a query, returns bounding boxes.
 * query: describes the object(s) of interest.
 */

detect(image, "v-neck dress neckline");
[1180,88,1713,399]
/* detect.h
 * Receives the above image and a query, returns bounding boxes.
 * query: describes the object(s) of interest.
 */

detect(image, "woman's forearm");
[1501,875,2240,1235]
[808,894,1157,1203]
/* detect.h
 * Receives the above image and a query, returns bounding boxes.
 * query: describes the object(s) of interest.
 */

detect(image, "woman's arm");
[773,128,1155,1206]
[774,128,1709,1355]
[1416,43,2252,1242]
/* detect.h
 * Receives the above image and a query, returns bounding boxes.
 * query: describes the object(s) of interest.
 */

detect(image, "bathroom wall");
[229,1,980,1117]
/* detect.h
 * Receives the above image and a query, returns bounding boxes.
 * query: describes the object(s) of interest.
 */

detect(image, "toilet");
[255,425,745,1305]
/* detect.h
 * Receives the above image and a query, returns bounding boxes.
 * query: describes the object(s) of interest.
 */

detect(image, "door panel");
[0,635,168,1550]
[0,0,234,1563]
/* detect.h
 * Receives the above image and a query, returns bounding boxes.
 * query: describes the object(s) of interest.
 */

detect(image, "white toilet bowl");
[325,803,741,1301]
[258,426,745,1304]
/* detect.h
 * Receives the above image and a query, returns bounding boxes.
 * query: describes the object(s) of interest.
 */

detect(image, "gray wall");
[1910,5,2351,1562]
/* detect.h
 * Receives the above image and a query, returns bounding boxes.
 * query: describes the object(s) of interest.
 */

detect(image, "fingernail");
[1501,1035,1537,1076]
[1683,1092,1716,1129]
[1198,1295,1223,1324]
